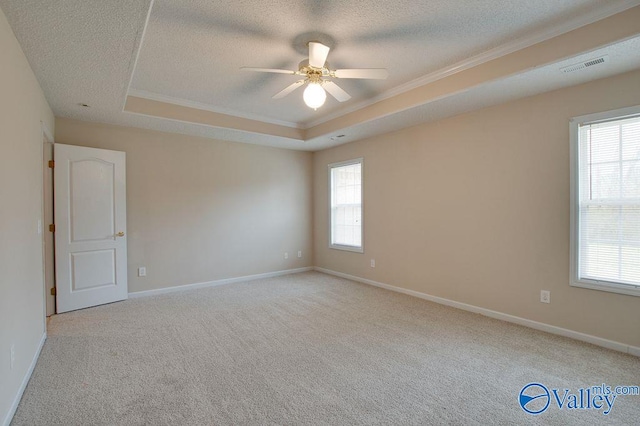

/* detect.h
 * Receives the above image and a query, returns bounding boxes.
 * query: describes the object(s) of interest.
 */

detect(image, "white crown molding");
[122,0,301,130]
[122,0,155,111]
[303,0,640,129]
[122,109,304,146]
[127,89,303,129]
[125,1,640,133]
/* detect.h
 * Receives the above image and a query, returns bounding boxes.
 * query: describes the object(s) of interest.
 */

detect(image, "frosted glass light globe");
[303,82,326,109]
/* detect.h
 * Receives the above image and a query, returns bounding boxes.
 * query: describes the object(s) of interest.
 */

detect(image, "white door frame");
[41,122,55,322]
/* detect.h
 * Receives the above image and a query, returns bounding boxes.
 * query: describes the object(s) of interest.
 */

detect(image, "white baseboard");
[315,267,640,357]
[3,332,47,426]
[128,267,314,298]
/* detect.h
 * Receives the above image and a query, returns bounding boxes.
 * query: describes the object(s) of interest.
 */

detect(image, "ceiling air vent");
[560,55,609,73]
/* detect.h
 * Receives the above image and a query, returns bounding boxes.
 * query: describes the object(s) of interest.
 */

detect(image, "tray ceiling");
[1,0,640,150]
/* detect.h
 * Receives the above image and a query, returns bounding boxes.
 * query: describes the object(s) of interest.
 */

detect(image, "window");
[570,106,640,296]
[329,158,363,252]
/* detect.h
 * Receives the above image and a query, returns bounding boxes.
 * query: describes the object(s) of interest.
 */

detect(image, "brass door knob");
[116,231,125,237]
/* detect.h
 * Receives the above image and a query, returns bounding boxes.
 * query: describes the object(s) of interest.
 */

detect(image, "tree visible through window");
[571,107,640,296]
[330,159,363,252]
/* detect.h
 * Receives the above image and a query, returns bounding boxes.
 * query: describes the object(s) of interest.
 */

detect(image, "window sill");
[329,244,364,253]
[571,280,640,297]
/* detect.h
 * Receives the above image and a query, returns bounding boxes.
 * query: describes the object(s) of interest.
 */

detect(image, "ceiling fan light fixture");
[242,40,387,110]
[303,82,326,110]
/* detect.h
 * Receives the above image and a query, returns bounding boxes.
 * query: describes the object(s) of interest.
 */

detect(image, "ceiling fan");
[241,41,388,110]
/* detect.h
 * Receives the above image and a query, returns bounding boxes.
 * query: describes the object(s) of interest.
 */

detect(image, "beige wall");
[0,4,638,422]
[0,7,55,424]
[314,69,640,348]
[55,119,313,293]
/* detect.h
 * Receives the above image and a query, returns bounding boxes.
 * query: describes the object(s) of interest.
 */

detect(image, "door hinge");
[49,224,55,232]
[50,287,56,296]
[48,160,55,168]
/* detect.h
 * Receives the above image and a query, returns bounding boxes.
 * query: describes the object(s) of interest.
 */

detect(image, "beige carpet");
[12,272,640,425]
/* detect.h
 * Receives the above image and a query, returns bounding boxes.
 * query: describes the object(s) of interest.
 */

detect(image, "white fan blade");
[272,80,304,99]
[309,42,330,68]
[241,67,296,75]
[334,68,389,79]
[323,81,351,102]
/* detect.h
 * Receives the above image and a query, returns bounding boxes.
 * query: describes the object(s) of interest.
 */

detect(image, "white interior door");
[54,144,127,313]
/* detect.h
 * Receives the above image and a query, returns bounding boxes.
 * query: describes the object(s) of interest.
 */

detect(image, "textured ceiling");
[306,36,640,149]
[0,0,151,121]
[1,0,640,151]
[132,0,616,125]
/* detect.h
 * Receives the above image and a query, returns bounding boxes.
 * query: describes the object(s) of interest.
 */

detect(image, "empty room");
[2,1,640,424]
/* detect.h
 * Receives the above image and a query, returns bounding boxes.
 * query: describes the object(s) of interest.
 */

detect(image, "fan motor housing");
[298,60,331,79]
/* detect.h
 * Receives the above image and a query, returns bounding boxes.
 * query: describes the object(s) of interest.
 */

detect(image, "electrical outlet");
[284,252,288,259]
[138,267,146,277]
[10,344,15,370]
[298,251,302,258]
[370,259,376,268]
[540,290,550,304]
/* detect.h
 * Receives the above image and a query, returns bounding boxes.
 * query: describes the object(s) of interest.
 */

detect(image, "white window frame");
[570,105,640,297]
[328,158,364,253]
